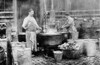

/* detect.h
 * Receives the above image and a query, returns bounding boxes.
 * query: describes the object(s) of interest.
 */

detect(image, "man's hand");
[39,27,42,30]
[61,25,65,28]
[61,25,67,28]
[36,30,41,34]
[36,27,42,34]
[61,24,70,29]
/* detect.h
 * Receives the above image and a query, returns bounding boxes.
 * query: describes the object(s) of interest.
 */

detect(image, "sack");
[12,43,32,65]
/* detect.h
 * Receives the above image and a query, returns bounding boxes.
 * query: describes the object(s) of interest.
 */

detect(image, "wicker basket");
[63,49,82,59]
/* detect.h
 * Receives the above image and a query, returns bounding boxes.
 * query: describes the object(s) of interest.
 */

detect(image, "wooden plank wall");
[46,0,71,11]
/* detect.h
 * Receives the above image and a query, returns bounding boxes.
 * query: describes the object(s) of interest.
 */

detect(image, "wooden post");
[44,0,47,31]
[51,0,54,10]
[98,38,100,50]
[65,0,71,12]
[39,0,47,32]
[44,0,47,12]
[13,0,18,32]
[39,0,44,27]
[13,0,18,41]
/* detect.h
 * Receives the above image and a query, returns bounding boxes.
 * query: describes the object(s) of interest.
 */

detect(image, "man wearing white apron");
[62,14,78,39]
[22,9,41,51]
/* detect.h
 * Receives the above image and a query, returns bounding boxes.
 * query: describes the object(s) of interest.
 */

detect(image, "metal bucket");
[53,51,63,62]
[84,39,97,57]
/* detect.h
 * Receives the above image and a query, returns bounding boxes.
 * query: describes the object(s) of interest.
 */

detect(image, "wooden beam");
[0,19,14,23]
[0,16,13,18]
[47,10,100,13]
[0,11,13,14]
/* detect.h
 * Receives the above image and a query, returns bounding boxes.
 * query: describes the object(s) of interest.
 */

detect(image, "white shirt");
[22,16,39,31]
[63,16,77,33]
[68,16,77,32]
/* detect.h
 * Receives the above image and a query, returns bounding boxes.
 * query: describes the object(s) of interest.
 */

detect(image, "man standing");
[62,14,78,39]
[22,9,41,51]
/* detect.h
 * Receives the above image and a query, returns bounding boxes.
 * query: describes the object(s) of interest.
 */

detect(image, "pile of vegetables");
[58,40,83,59]
[58,40,80,51]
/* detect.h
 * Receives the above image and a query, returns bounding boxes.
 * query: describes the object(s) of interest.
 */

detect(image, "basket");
[63,49,82,59]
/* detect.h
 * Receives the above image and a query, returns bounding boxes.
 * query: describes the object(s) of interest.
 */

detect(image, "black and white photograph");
[0,0,100,65]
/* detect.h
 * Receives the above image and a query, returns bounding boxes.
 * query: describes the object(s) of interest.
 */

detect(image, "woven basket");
[63,49,82,59]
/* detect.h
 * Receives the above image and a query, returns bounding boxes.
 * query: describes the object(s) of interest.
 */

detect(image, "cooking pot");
[37,32,67,47]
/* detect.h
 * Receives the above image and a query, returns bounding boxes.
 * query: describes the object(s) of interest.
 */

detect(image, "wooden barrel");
[0,46,6,65]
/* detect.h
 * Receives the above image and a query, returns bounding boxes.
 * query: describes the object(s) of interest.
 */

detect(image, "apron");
[26,31,37,51]
[70,26,78,39]
[25,19,37,51]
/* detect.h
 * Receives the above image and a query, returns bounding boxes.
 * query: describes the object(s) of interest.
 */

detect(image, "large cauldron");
[37,32,67,57]
[37,32,67,47]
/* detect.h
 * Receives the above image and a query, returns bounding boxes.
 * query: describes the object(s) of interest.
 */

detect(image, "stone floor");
[32,56,100,65]
[32,50,100,65]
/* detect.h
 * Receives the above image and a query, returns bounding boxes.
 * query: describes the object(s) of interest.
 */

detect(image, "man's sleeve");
[22,18,28,29]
